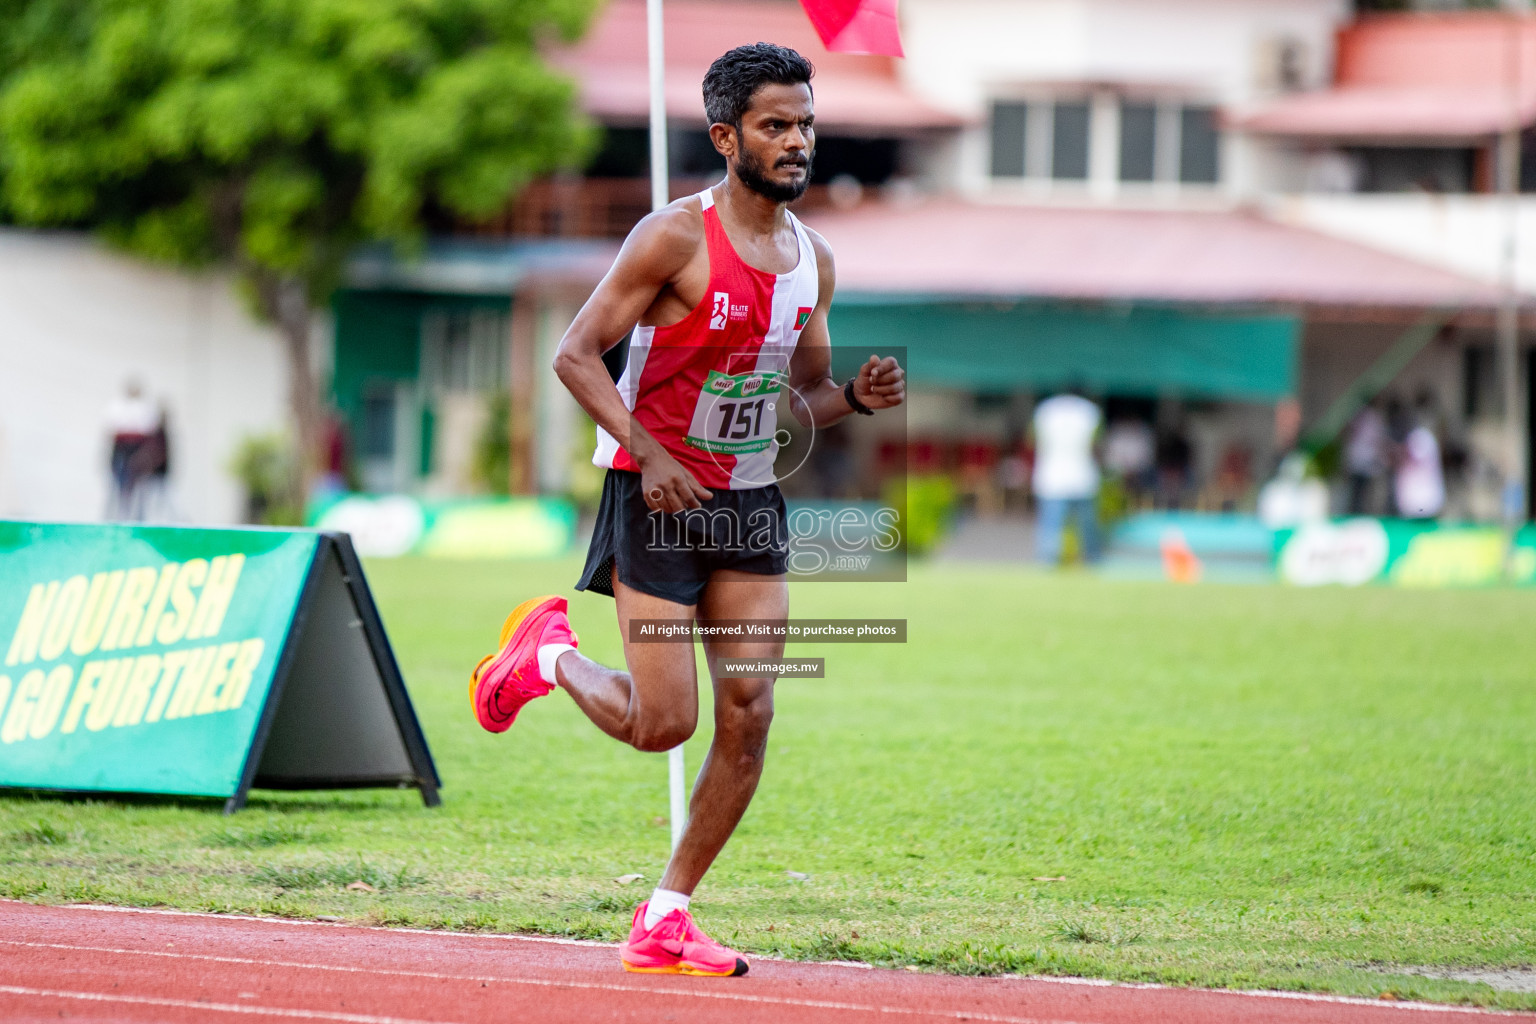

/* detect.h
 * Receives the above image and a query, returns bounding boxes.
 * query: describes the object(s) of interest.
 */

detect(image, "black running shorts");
[575,469,789,606]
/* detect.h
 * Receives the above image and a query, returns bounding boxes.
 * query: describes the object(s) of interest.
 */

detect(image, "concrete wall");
[0,231,290,525]
[1268,194,1536,291]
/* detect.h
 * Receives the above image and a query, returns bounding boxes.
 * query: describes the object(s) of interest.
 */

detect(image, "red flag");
[799,0,904,57]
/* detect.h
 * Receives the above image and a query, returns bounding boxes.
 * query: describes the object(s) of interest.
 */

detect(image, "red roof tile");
[1239,86,1536,141]
[801,200,1505,308]
[1241,13,1536,140]
[1335,12,1536,90]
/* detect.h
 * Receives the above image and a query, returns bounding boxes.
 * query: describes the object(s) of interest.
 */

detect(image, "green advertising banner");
[1275,519,1536,588]
[0,522,438,810]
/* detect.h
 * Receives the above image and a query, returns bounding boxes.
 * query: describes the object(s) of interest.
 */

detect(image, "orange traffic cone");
[1160,528,1203,584]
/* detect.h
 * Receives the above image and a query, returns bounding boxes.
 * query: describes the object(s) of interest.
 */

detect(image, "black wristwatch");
[844,378,875,416]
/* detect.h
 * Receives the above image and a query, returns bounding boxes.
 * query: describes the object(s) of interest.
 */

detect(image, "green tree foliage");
[0,0,598,493]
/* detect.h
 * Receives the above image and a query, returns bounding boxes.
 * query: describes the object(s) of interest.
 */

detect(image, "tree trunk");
[256,272,321,515]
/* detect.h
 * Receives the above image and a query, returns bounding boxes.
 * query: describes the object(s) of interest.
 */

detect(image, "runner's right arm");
[554,206,716,513]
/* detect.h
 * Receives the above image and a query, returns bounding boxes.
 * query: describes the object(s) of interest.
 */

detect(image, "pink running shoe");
[620,902,749,977]
[469,595,578,733]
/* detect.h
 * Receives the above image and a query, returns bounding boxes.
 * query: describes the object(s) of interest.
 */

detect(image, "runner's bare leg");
[554,579,700,751]
[554,570,786,894]
[661,569,787,895]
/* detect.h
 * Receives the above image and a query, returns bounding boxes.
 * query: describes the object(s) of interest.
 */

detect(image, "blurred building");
[328,0,960,503]
[1241,10,1536,518]
[332,0,1530,524]
[4,0,1527,525]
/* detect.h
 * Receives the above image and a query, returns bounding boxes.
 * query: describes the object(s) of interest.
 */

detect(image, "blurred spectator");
[134,409,172,521]
[1395,403,1445,520]
[319,408,355,498]
[1272,395,1302,469]
[1258,452,1329,528]
[1155,427,1193,510]
[1212,443,1254,512]
[996,431,1032,512]
[1103,416,1155,506]
[105,379,161,521]
[1344,401,1390,516]
[1031,387,1102,564]
[956,437,1002,516]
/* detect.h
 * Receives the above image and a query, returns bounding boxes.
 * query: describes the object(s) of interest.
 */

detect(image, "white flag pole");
[647,0,688,856]
[647,0,671,215]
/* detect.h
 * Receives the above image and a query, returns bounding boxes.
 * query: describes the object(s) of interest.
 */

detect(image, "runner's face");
[728,83,815,203]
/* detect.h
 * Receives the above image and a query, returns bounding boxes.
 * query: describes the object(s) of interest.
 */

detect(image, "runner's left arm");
[787,229,905,429]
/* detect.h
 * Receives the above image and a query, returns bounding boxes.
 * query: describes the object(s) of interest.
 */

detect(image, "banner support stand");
[222,539,327,815]
[223,533,441,814]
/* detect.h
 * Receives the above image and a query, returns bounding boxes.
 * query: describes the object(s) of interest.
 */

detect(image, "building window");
[1464,344,1497,420]
[420,308,510,394]
[360,386,396,460]
[989,95,1223,189]
[585,126,650,178]
[672,130,726,177]
[1119,102,1157,183]
[1179,106,1220,184]
[1051,101,1091,180]
[1350,147,1475,193]
[990,101,1028,178]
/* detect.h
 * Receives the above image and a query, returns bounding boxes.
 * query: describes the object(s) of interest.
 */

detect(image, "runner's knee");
[718,688,774,758]
[631,718,696,753]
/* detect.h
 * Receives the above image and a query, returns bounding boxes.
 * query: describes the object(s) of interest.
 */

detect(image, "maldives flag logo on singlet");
[795,307,813,330]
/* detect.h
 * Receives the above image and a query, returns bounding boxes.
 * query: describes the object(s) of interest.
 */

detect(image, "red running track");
[0,901,1527,1024]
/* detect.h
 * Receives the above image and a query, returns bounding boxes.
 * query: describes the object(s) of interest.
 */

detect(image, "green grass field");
[3,559,1534,1009]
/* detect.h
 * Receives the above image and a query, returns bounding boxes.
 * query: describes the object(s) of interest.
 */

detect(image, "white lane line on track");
[6,904,1525,1019]
[0,940,1079,1024]
[0,985,461,1024]
[1016,975,1531,1015]
[30,901,612,947]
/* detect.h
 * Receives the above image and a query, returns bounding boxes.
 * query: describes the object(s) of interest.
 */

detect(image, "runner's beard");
[735,145,813,204]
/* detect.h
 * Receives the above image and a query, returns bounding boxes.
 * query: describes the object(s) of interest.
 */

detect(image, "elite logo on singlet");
[709,292,751,330]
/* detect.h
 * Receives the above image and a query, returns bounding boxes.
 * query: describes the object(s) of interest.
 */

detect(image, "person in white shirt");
[1344,402,1390,516]
[1103,416,1155,505]
[1032,388,1103,564]
[1395,420,1445,520]
[105,379,161,521]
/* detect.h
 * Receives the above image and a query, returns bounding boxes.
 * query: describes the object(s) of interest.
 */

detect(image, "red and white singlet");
[592,188,820,490]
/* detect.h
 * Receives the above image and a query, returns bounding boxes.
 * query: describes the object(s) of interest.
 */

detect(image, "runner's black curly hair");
[703,43,815,130]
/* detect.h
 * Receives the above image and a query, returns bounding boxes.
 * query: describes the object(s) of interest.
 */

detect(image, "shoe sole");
[622,958,749,977]
[469,595,565,731]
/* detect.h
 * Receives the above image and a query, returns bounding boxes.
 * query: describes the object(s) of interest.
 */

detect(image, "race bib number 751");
[684,370,787,455]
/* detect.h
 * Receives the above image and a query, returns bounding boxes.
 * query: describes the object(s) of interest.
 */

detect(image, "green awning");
[829,299,1298,399]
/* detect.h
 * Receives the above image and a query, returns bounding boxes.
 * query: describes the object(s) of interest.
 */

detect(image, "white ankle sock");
[644,888,690,930]
[536,644,576,685]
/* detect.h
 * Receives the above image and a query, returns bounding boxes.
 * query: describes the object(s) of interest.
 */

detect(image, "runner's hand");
[854,354,905,411]
[640,451,714,513]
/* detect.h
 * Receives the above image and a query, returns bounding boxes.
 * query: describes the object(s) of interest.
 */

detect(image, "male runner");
[469,43,904,977]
